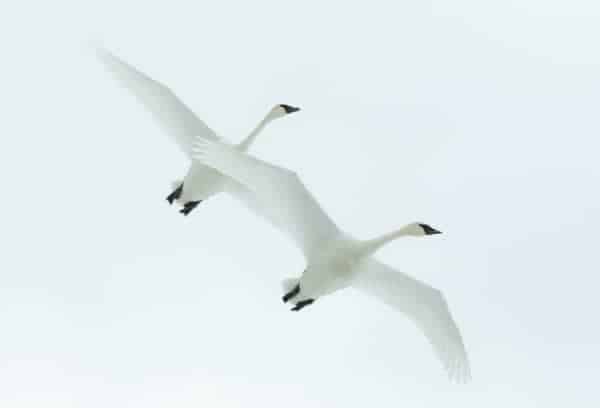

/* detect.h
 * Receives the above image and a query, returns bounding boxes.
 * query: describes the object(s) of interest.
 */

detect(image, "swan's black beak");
[419,224,442,235]
[280,104,301,114]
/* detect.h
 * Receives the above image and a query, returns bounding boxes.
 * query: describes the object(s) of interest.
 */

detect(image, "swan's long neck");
[357,225,415,256]
[237,115,271,152]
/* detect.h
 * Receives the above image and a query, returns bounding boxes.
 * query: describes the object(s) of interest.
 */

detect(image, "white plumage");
[95,47,300,213]
[192,138,471,383]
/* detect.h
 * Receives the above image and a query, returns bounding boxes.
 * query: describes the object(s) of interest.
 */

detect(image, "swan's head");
[358,222,443,257]
[267,104,301,121]
[405,222,442,236]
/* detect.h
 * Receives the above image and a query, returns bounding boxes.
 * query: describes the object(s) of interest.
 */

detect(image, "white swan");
[95,47,300,215]
[191,139,471,383]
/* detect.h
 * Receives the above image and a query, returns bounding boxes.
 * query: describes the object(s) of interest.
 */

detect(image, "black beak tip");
[419,223,442,235]
[280,104,301,114]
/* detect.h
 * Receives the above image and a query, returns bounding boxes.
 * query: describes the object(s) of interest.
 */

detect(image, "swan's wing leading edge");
[352,258,471,383]
[95,47,220,157]
[192,139,341,260]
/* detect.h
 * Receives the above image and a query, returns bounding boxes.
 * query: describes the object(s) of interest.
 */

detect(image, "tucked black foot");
[291,299,314,311]
[167,184,184,205]
[282,284,300,303]
[179,200,202,216]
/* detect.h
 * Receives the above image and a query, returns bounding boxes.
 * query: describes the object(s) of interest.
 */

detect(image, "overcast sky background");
[1,0,599,406]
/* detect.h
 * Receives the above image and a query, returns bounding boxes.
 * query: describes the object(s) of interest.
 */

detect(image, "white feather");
[192,138,471,382]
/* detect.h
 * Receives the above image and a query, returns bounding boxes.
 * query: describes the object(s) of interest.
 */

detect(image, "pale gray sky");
[1,0,599,406]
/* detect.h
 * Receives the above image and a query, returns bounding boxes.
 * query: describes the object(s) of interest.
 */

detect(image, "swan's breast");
[182,163,225,200]
[301,239,362,297]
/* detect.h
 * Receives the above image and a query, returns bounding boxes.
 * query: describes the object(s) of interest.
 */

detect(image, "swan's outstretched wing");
[353,258,471,383]
[192,139,341,260]
[95,47,219,157]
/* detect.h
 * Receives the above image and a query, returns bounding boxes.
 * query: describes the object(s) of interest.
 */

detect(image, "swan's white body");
[95,47,299,207]
[192,139,471,383]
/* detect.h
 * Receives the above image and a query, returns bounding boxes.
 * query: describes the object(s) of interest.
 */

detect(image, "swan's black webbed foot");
[282,284,300,303]
[179,200,202,216]
[291,299,314,311]
[167,184,184,205]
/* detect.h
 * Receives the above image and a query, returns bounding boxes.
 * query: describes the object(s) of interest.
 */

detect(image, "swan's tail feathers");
[281,278,300,294]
